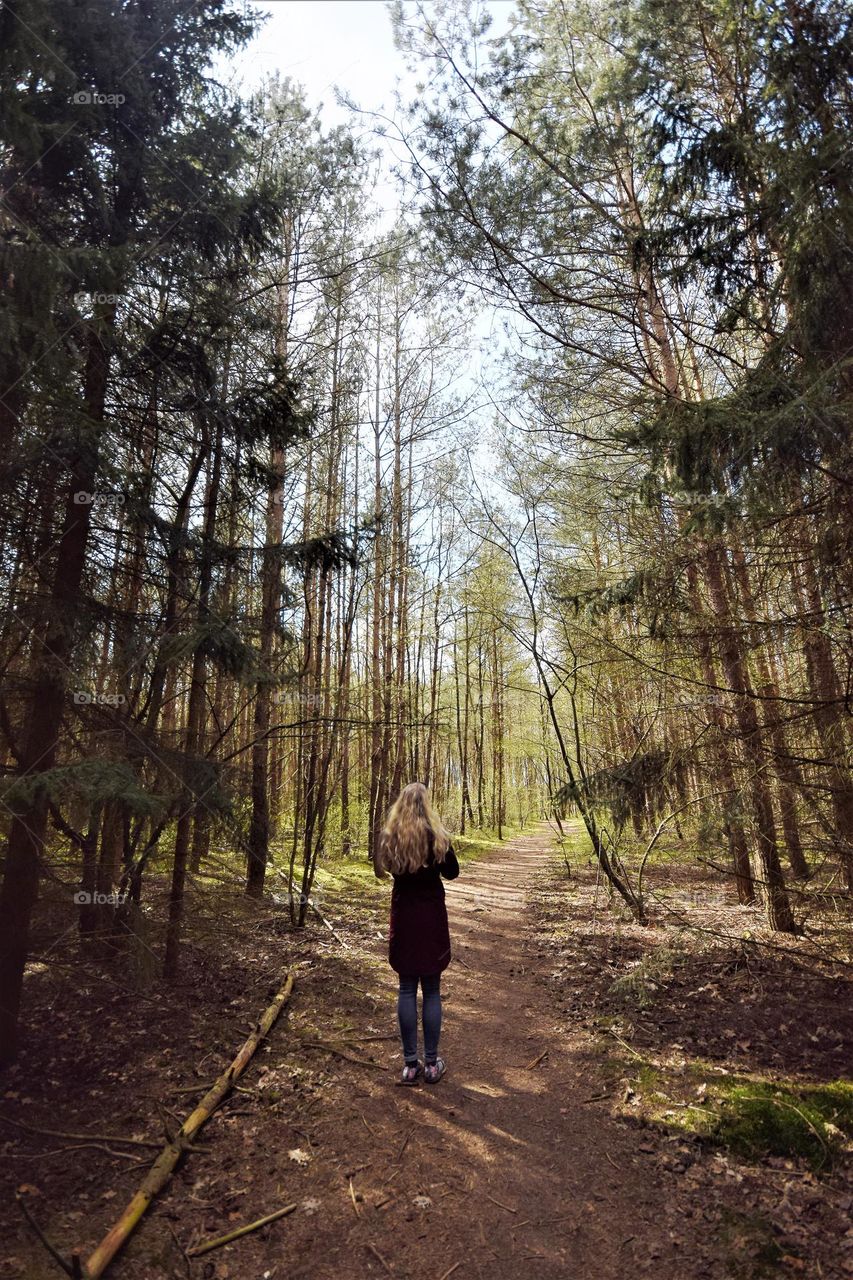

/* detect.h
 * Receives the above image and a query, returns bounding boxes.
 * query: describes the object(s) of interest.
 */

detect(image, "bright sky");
[230,1,515,124]
[230,2,406,124]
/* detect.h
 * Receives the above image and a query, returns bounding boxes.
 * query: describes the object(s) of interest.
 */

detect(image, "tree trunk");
[702,544,796,931]
[0,307,114,1062]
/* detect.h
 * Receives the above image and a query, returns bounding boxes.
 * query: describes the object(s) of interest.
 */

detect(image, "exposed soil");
[1,826,851,1279]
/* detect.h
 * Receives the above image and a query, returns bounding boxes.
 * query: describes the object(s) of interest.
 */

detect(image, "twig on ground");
[486,1193,518,1214]
[339,1033,397,1043]
[7,1141,151,1162]
[396,1128,413,1161]
[0,1114,161,1149]
[15,1191,74,1276]
[478,1219,499,1259]
[607,1029,646,1060]
[167,1225,191,1277]
[300,1040,387,1070]
[359,1110,377,1137]
[187,1203,297,1256]
[367,1243,394,1274]
[296,1030,395,1046]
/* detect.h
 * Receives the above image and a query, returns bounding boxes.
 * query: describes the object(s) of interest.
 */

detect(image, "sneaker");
[400,1061,422,1085]
[424,1058,446,1084]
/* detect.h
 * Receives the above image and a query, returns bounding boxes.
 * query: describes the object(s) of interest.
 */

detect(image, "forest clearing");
[1,0,852,1275]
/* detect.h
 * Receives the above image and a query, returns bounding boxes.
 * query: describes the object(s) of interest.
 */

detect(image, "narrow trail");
[280,826,687,1280]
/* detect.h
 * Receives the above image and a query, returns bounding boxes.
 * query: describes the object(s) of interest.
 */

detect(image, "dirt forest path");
[276,825,688,1280]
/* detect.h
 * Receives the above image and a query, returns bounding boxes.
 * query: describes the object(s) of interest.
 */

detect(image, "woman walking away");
[374,782,459,1085]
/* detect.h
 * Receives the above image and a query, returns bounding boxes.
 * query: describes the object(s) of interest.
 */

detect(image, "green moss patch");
[606,1045,852,1171]
[703,1079,853,1170]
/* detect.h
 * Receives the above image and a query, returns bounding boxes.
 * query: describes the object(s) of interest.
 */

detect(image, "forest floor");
[1,824,852,1279]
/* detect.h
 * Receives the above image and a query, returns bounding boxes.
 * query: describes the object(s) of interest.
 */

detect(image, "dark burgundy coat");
[378,833,460,976]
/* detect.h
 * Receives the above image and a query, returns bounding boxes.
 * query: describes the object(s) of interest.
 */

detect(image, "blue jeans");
[397,973,442,1065]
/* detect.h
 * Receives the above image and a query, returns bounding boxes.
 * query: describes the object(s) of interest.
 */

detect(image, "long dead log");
[81,971,295,1278]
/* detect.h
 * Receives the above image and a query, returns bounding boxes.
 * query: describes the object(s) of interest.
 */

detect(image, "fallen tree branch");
[309,901,350,948]
[299,1039,387,1070]
[295,1030,395,1045]
[336,1033,397,1043]
[187,1202,297,1257]
[274,867,349,947]
[7,1142,153,1163]
[0,1114,161,1149]
[81,971,295,1278]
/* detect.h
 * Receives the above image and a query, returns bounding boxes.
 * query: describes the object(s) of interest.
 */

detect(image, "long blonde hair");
[377,782,450,875]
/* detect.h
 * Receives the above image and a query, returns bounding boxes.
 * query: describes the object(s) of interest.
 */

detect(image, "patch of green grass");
[609,1045,852,1171]
[453,827,516,863]
[704,1079,853,1171]
[312,860,380,894]
[553,824,593,864]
